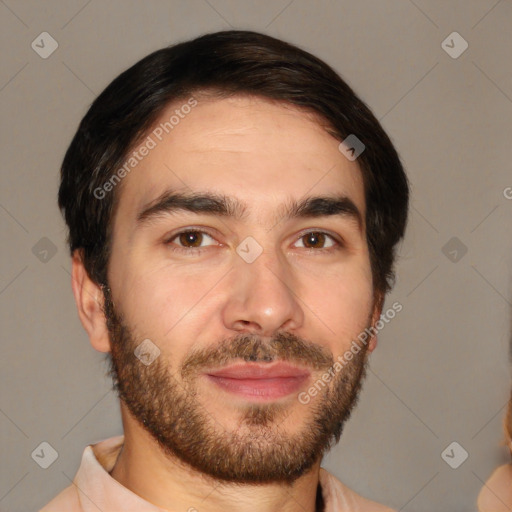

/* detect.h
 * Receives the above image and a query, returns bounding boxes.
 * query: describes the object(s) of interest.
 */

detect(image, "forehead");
[114,95,365,224]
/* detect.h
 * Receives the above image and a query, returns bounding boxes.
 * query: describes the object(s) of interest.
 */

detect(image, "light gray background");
[1,1,511,511]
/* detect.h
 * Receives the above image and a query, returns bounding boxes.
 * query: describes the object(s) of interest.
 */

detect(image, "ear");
[71,250,111,353]
[367,292,384,353]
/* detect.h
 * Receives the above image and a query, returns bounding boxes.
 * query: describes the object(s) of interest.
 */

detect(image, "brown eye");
[303,232,326,248]
[167,230,217,251]
[178,231,203,247]
[295,231,337,250]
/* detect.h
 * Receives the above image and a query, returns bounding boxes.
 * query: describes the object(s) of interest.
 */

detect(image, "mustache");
[181,331,334,379]
[101,287,336,377]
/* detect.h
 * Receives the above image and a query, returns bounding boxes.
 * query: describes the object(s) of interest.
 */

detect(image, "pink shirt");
[40,436,395,512]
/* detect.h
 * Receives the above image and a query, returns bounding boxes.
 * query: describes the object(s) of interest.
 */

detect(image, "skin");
[71,95,382,512]
[477,463,512,511]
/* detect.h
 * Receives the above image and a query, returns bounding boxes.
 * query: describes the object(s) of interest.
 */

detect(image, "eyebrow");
[136,190,363,231]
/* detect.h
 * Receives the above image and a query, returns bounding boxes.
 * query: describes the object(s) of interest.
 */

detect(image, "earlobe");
[368,333,378,352]
[368,294,383,353]
[71,250,111,353]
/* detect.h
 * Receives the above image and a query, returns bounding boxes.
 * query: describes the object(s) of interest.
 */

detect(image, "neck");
[110,406,323,512]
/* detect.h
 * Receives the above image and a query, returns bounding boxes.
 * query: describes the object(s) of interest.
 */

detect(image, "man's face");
[104,95,378,483]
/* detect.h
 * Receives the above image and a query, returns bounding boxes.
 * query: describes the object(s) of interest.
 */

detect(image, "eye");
[164,228,342,255]
[294,231,340,250]
[165,230,218,252]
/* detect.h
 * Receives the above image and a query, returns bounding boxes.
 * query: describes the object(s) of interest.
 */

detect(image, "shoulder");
[477,463,512,512]
[319,468,396,512]
[39,484,81,512]
[39,436,124,512]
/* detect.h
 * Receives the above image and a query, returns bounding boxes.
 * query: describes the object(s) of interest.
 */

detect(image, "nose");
[221,247,304,337]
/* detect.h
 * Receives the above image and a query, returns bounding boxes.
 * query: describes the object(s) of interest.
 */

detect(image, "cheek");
[109,257,221,353]
[303,261,374,349]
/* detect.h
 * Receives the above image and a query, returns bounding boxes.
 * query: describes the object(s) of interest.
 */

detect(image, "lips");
[205,362,310,400]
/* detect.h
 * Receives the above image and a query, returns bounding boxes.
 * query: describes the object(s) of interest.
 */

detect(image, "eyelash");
[164,228,344,255]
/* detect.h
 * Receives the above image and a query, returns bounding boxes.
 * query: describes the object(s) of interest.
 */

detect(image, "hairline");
[104,89,367,280]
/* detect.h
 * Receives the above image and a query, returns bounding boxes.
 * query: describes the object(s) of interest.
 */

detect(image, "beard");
[102,285,372,485]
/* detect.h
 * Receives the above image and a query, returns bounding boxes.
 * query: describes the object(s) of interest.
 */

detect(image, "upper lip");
[206,362,311,380]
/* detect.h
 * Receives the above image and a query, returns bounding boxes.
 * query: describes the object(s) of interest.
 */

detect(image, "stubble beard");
[103,286,371,485]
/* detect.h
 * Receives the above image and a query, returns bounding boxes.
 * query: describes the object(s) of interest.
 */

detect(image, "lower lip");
[206,375,309,401]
